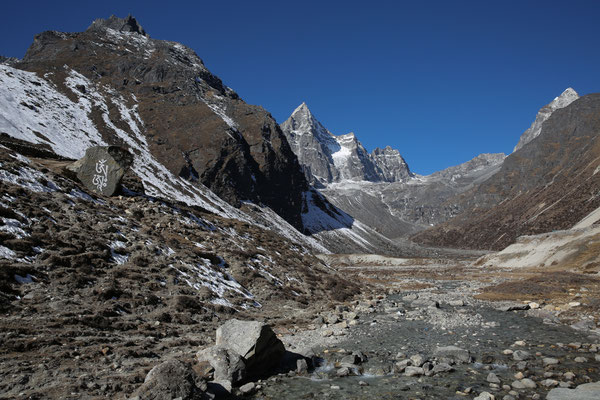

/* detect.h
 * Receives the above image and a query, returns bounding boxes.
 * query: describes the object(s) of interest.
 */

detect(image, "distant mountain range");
[1,14,597,254]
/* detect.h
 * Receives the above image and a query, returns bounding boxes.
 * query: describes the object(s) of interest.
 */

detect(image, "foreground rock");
[133,360,208,400]
[68,146,133,196]
[196,346,246,387]
[197,319,286,392]
[546,381,600,400]
[215,319,285,375]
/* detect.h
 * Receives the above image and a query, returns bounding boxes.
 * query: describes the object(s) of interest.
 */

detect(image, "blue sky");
[1,1,599,174]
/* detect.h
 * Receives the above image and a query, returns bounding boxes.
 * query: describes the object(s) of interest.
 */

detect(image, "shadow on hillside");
[301,188,355,234]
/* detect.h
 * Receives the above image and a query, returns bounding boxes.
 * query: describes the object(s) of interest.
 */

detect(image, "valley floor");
[260,254,600,399]
[2,253,599,399]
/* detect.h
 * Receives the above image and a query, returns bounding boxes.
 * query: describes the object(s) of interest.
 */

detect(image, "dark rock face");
[17,15,307,229]
[513,88,579,152]
[414,93,600,250]
[69,146,133,196]
[0,56,19,66]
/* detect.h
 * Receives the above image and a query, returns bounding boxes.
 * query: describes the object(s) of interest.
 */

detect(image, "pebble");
[514,372,524,380]
[487,372,501,384]
[520,378,537,389]
[239,382,256,395]
[410,354,425,367]
[358,380,369,386]
[543,357,559,366]
[404,366,424,376]
[330,385,340,390]
[512,350,532,361]
[528,302,540,309]
[541,379,559,387]
[574,356,587,363]
[563,372,575,380]
[474,392,495,400]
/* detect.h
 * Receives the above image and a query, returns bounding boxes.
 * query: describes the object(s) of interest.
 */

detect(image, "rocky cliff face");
[415,92,600,250]
[15,15,308,229]
[513,88,579,152]
[281,103,413,185]
[282,103,505,239]
[370,146,412,182]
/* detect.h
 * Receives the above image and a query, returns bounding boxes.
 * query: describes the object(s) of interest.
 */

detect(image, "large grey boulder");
[215,319,285,376]
[69,146,133,196]
[134,359,207,400]
[196,345,246,386]
[546,381,600,400]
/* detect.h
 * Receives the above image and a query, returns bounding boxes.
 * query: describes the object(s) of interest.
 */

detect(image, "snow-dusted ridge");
[1,64,394,254]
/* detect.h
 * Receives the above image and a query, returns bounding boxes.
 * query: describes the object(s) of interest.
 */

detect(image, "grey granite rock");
[69,146,133,196]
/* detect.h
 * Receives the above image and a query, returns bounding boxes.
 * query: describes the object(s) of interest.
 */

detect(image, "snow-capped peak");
[281,105,413,184]
[513,87,580,152]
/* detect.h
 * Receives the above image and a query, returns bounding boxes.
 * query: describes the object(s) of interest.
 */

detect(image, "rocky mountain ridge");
[281,103,413,186]
[17,14,308,230]
[0,15,407,255]
[282,87,589,246]
[414,92,600,250]
[513,88,579,152]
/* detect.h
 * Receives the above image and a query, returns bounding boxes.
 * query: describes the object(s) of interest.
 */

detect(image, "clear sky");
[1,1,599,174]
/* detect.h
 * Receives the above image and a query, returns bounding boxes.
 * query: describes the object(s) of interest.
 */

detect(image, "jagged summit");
[87,14,147,36]
[281,103,412,184]
[513,87,579,152]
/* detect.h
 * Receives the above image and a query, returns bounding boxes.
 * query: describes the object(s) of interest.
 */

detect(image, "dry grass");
[475,271,600,303]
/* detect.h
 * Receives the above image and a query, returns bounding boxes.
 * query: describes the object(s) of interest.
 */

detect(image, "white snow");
[68,188,104,204]
[0,218,29,239]
[110,240,129,265]
[0,245,16,259]
[171,258,257,309]
[0,163,61,193]
[0,65,105,158]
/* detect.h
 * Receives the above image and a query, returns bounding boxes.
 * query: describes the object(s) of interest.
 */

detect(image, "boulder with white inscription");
[68,146,133,196]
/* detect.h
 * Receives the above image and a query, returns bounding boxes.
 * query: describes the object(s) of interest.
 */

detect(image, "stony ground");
[251,256,600,400]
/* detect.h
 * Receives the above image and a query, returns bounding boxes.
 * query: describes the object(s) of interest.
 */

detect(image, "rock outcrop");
[215,319,285,373]
[134,360,208,400]
[546,381,600,400]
